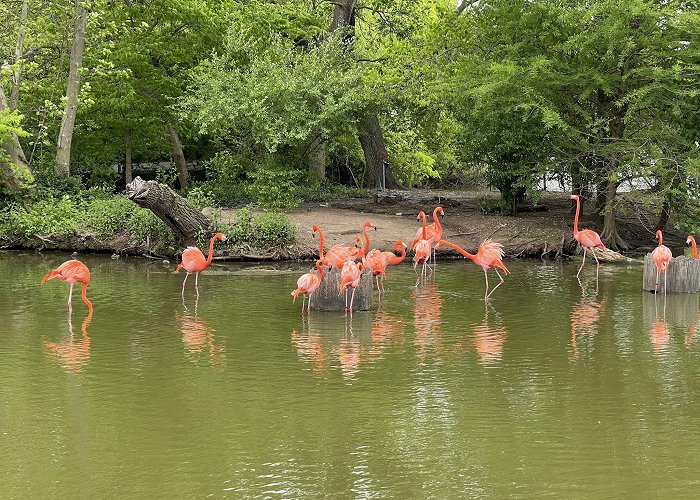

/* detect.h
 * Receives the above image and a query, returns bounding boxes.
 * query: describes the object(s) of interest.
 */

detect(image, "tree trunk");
[55,0,88,178]
[126,176,209,245]
[600,178,628,250]
[10,0,29,111]
[657,199,671,232]
[358,114,400,189]
[0,79,33,197]
[166,124,188,190]
[124,133,133,185]
[329,0,356,33]
[307,133,326,182]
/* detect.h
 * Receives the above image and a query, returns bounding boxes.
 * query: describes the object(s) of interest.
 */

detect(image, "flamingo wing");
[181,247,207,272]
[577,229,604,250]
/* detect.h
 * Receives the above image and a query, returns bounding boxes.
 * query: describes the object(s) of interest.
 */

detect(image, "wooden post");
[642,255,700,293]
[311,268,372,311]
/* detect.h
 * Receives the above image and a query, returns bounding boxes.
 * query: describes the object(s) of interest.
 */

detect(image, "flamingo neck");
[691,237,698,258]
[420,213,427,240]
[573,197,580,236]
[439,240,476,262]
[657,232,663,247]
[205,236,217,266]
[315,228,325,258]
[316,260,325,280]
[362,224,371,254]
[81,283,93,313]
[393,244,407,264]
[433,208,443,237]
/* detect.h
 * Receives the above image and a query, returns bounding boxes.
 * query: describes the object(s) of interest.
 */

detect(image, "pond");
[1,252,699,498]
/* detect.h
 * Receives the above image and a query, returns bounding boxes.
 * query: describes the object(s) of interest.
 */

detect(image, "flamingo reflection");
[338,332,362,379]
[369,305,405,356]
[43,310,93,373]
[473,305,506,365]
[413,282,443,362]
[686,311,699,348]
[650,297,670,355]
[291,316,328,373]
[570,291,606,359]
[177,298,224,365]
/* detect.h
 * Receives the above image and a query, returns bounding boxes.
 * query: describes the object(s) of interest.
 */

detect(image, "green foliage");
[218,206,296,248]
[0,197,79,237]
[250,167,303,209]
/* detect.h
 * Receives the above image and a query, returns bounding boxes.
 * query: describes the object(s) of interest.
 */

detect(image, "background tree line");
[1,0,698,249]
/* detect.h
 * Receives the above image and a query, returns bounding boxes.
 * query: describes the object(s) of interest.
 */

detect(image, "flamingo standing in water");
[651,230,672,295]
[175,232,227,296]
[339,261,364,313]
[292,259,328,312]
[570,194,607,279]
[687,235,699,259]
[41,259,93,313]
[413,211,432,284]
[410,207,444,264]
[435,239,510,300]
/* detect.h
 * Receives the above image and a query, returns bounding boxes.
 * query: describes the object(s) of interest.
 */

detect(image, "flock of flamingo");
[39,195,700,315]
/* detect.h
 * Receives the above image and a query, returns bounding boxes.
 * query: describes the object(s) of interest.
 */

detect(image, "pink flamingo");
[571,194,607,279]
[413,211,432,284]
[410,207,444,265]
[382,240,408,268]
[291,259,328,312]
[350,221,377,259]
[339,260,364,313]
[175,232,227,296]
[687,235,698,259]
[41,259,93,313]
[651,230,672,295]
[363,249,387,293]
[435,238,510,300]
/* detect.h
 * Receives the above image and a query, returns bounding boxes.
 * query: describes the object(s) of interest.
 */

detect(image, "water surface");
[1,252,699,498]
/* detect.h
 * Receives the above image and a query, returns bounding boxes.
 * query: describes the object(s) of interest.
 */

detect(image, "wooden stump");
[642,255,700,293]
[126,176,210,245]
[311,267,373,311]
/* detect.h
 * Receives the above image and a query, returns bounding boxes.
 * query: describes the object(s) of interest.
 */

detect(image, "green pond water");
[1,252,700,498]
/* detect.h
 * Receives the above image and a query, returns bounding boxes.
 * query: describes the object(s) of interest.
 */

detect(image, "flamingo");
[363,249,388,294]
[413,211,432,284]
[435,238,510,300]
[291,259,328,312]
[339,260,364,313]
[651,230,672,295]
[570,194,607,280]
[41,259,93,313]
[175,232,227,296]
[410,207,444,264]
[382,240,408,268]
[687,235,699,259]
[367,240,408,294]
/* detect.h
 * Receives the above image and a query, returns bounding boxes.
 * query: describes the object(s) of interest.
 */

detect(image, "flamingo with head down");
[292,258,329,313]
[41,259,93,313]
[435,238,510,300]
[175,232,227,296]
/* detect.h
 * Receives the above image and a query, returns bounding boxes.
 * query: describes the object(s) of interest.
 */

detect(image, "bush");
[251,211,297,246]
[81,195,137,236]
[0,197,80,237]
[250,167,302,209]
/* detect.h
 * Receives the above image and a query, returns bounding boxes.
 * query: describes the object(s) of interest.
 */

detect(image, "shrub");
[0,197,80,237]
[250,167,302,209]
[251,211,297,247]
[81,195,137,236]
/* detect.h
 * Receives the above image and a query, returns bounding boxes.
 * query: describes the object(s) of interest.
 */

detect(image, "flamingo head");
[213,232,227,242]
[686,236,693,246]
[416,211,426,221]
[570,194,579,201]
[363,221,376,231]
[655,230,662,241]
[436,207,445,218]
[354,236,363,248]
[317,258,329,269]
[311,224,321,237]
[395,239,407,250]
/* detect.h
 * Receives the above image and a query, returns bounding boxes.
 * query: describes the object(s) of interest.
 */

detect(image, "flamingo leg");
[655,267,661,293]
[68,283,74,308]
[483,268,490,301]
[345,288,349,313]
[577,248,587,278]
[301,294,306,313]
[664,267,668,297]
[350,287,356,313]
[486,269,506,299]
[182,273,189,296]
[592,249,600,290]
[308,293,312,312]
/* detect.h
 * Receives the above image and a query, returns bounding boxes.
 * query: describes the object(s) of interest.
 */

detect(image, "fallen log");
[642,255,700,293]
[126,176,209,245]
[311,267,372,312]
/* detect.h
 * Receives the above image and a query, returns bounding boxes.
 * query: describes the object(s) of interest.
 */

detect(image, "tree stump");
[126,176,209,245]
[311,267,373,311]
[642,255,700,293]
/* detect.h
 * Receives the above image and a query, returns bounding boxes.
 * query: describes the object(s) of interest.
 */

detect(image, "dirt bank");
[2,190,684,260]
